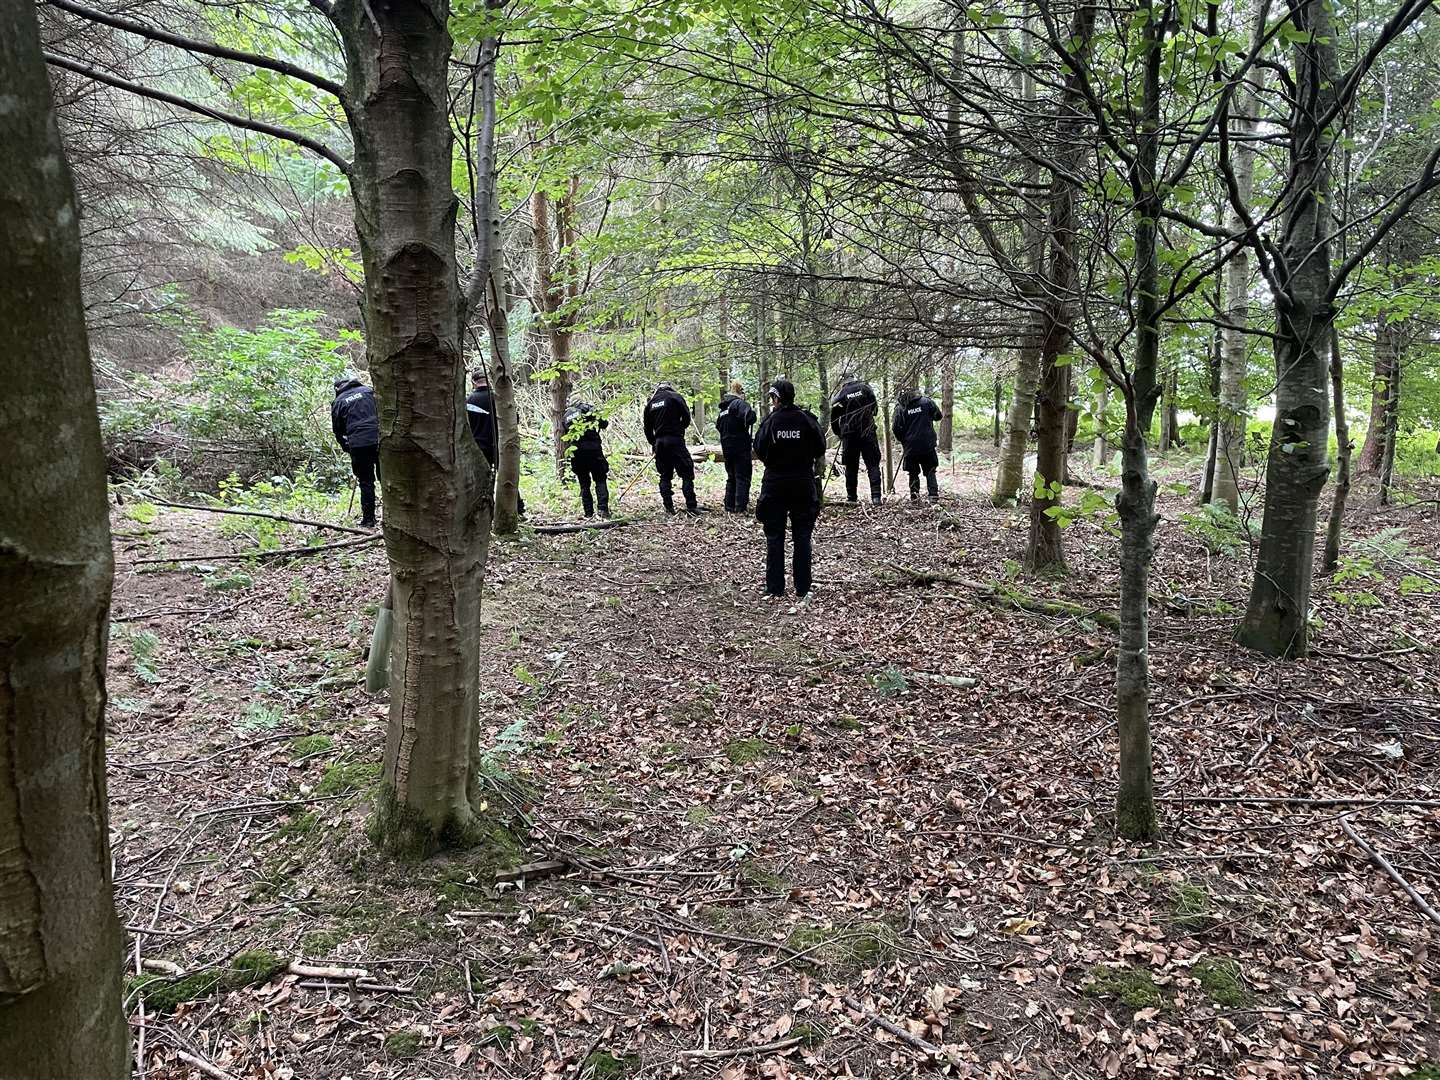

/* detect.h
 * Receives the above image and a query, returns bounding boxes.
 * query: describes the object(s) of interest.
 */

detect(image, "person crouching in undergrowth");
[753,377,826,603]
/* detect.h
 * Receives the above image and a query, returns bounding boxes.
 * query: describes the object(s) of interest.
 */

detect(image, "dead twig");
[127,534,381,567]
[680,1036,804,1060]
[533,519,633,535]
[843,996,942,1059]
[1160,794,1440,809]
[152,499,370,535]
[1339,815,1440,927]
[176,1050,238,1080]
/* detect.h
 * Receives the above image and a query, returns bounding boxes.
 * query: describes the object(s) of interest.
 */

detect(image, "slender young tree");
[0,3,128,1072]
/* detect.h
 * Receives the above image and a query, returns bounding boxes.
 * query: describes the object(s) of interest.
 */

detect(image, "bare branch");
[43,50,351,175]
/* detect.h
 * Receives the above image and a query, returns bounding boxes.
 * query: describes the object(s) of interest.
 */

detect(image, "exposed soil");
[106,444,1439,1079]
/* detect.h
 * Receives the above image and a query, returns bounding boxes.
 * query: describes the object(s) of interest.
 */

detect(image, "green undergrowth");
[363,782,529,866]
[315,757,381,796]
[1082,965,1172,1010]
[383,1030,423,1058]
[126,950,286,1013]
[290,733,335,758]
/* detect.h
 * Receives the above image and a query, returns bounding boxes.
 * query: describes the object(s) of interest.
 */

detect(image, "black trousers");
[348,444,380,523]
[721,443,753,512]
[841,432,882,501]
[757,479,818,596]
[904,447,940,500]
[481,447,525,515]
[572,448,610,517]
[653,436,696,511]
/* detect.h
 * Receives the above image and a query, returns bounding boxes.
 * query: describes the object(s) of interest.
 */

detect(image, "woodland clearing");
[107,447,1439,1080]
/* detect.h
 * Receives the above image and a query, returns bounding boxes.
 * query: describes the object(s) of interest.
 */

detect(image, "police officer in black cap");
[331,373,380,527]
[563,399,610,518]
[892,386,944,501]
[829,371,883,505]
[466,369,524,515]
[642,381,698,514]
[716,380,757,512]
[753,377,826,600]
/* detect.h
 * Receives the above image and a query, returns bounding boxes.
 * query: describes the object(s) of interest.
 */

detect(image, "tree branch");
[43,51,351,175]
[44,0,344,100]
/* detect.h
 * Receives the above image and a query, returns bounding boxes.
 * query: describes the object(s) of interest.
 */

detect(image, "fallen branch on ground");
[493,859,571,883]
[1339,815,1440,926]
[533,519,633,535]
[680,1037,803,1060]
[289,961,368,980]
[889,564,1121,631]
[843,996,942,1059]
[1159,794,1440,808]
[176,1051,238,1080]
[127,533,381,566]
[152,499,370,535]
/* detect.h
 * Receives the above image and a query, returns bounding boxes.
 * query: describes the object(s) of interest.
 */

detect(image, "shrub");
[100,308,358,486]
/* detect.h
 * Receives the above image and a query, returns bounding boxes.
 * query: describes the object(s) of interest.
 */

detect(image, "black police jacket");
[755,404,825,480]
[715,393,757,446]
[563,401,607,454]
[830,379,879,439]
[892,392,943,452]
[332,379,379,451]
[643,386,691,444]
[466,387,497,458]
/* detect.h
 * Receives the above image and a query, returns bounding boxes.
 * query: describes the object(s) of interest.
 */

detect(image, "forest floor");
[106,442,1440,1080]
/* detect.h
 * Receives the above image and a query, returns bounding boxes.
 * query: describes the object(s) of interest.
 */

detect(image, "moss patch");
[126,950,286,1013]
[383,1030,423,1059]
[724,737,771,765]
[1082,965,1171,1010]
[1194,957,1252,1007]
[315,758,381,796]
[583,1050,639,1078]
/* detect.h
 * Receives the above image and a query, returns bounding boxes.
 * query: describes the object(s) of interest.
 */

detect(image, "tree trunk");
[993,318,1043,505]
[1093,377,1111,468]
[883,366,895,493]
[756,275,771,389]
[1378,358,1401,506]
[993,373,1002,447]
[333,0,493,852]
[1159,368,1180,449]
[1237,0,1336,659]
[489,232,523,536]
[1322,326,1352,573]
[1356,319,1398,473]
[0,6,128,1073]
[1212,53,1265,513]
[1200,294,1221,503]
[1025,1,1093,572]
[939,352,955,453]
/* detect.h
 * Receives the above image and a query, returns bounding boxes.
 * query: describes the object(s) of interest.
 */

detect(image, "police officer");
[892,386,944,501]
[754,377,826,600]
[331,373,380,527]
[643,381,698,514]
[829,371,883,505]
[466,369,524,515]
[563,399,610,519]
[715,381,757,512]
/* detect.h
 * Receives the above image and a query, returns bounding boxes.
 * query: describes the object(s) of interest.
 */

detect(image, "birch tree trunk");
[1237,0,1337,659]
[1322,326,1352,573]
[333,0,493,852]
[0,5,128,1072]
[1212,51,1265,513]
[1093,378,1111,467]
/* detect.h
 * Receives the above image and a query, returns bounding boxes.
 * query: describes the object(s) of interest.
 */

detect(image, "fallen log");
[533,519,633,535]
[152,499,370,535]
[888,564,1121,632]
[128,533,381,566]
